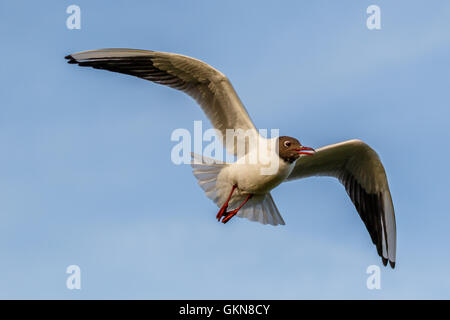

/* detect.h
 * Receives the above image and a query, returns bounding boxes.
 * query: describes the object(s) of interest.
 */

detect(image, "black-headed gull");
[65,49,396,268]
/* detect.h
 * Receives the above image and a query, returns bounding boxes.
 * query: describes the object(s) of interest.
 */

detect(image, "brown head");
[278,136,315,163]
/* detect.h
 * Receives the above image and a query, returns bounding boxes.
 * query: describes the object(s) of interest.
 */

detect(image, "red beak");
[295,146,315,156]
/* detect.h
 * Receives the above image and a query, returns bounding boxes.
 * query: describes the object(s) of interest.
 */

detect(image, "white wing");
[65,49,257,155]
[287,139,396,268]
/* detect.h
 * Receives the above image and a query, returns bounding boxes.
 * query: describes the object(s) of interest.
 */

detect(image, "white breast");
[217,137,295,196]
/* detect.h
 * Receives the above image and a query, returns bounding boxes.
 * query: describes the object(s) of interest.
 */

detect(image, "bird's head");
[278,136,315,163]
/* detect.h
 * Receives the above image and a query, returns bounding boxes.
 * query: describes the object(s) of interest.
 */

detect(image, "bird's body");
[225,158,293,195]
[65,48,397,268]
[191,135,298,226]
[210,137,295,206]
[226,137,295,194]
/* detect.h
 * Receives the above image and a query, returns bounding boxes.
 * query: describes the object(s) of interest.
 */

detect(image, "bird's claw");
[216,204,228,221]
[221,210,238,224]
[217,206,237,224]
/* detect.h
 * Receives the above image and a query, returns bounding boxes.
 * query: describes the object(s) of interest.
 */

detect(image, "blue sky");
[0,1,449,299]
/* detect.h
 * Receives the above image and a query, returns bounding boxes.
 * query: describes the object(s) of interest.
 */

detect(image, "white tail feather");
[191,153,228,204]
[236,194,285,225]
[191,153,285,226]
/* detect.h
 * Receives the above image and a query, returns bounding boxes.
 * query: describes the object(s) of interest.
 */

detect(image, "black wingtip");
[65,54,78,64]
[382,257,388,266]
[389,261,395,269]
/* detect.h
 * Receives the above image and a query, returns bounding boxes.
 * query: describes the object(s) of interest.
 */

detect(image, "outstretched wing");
[287,139,396,268]
[65,49,257,155]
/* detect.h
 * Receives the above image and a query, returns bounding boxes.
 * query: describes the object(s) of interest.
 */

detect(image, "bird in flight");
[65,49,396,268]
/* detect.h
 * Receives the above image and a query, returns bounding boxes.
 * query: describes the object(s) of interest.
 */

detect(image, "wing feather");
[65,49,257,155]
[287,139,396,268]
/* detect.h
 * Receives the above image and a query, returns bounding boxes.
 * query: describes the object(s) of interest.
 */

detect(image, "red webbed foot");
[220,194,253,224]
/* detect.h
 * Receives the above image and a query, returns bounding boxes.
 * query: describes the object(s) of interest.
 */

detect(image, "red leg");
[222,194,253,224]
[216,185,237,221]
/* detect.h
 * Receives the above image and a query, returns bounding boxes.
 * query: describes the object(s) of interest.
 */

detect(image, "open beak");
[295,146,315,156]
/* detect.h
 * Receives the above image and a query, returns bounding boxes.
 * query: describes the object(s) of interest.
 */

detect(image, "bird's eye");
[284,141,291,148]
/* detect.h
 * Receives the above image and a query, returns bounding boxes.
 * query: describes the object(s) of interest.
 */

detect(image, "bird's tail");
[236,193,285,225]
[190,153,285,226]
[190,153,229,205]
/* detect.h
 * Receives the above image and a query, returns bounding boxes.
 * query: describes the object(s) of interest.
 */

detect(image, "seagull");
[65,49,396,268]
